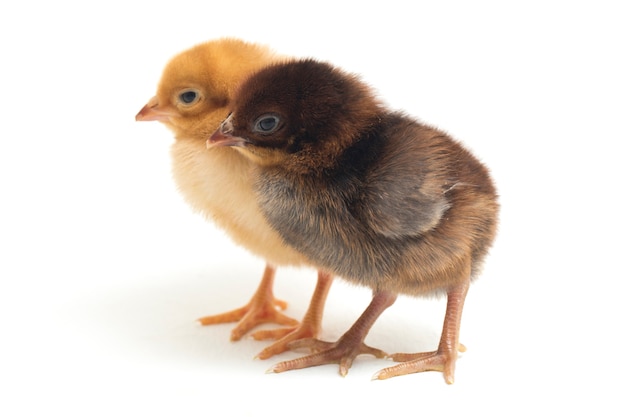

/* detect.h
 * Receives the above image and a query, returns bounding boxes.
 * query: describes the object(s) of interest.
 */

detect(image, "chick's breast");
[170,138,309,267]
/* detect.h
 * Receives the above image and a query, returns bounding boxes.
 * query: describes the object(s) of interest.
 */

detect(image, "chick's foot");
[197,264,298,341]
[374,347,459,383]
[374,278,470,384]
[267,290,396,376]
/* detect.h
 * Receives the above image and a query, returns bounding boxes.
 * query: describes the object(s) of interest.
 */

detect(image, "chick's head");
[209,59,383,170]
[136,38,278,141]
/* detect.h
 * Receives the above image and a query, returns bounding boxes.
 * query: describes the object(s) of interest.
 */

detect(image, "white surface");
[1,1,624,415]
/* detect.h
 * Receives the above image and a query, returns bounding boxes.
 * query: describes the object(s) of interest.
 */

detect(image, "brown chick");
[208,59,499,383]
[135,39,334,358]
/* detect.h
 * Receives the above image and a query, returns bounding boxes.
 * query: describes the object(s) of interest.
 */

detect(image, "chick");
[135,39,334,358]
[208,59,499,383]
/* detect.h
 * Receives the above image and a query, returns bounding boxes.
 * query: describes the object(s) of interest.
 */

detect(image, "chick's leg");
[198,264,298,341]
[268,290,397,377]
[374,276,470,384]
[253,271,333,359]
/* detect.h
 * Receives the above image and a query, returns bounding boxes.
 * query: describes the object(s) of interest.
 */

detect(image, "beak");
[135,96,176,122]
[207,114,248,148]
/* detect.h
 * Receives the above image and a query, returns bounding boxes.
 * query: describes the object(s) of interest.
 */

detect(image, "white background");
[1,1,624,415]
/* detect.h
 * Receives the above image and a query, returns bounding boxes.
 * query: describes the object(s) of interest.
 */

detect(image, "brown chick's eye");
[254,115,280,134]
[179,90,198,104]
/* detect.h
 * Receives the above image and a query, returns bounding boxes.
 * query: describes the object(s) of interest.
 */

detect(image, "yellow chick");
[135,39,333,358]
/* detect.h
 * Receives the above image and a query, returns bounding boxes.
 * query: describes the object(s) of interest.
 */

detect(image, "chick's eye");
[258,117,276,131]
[254,115,281,134]
[179,90,199,104]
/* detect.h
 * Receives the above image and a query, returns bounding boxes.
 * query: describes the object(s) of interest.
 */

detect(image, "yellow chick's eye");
[177,89,201,105]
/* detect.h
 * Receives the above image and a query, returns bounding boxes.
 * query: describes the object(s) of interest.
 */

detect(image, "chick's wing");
[356,118,452,239]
